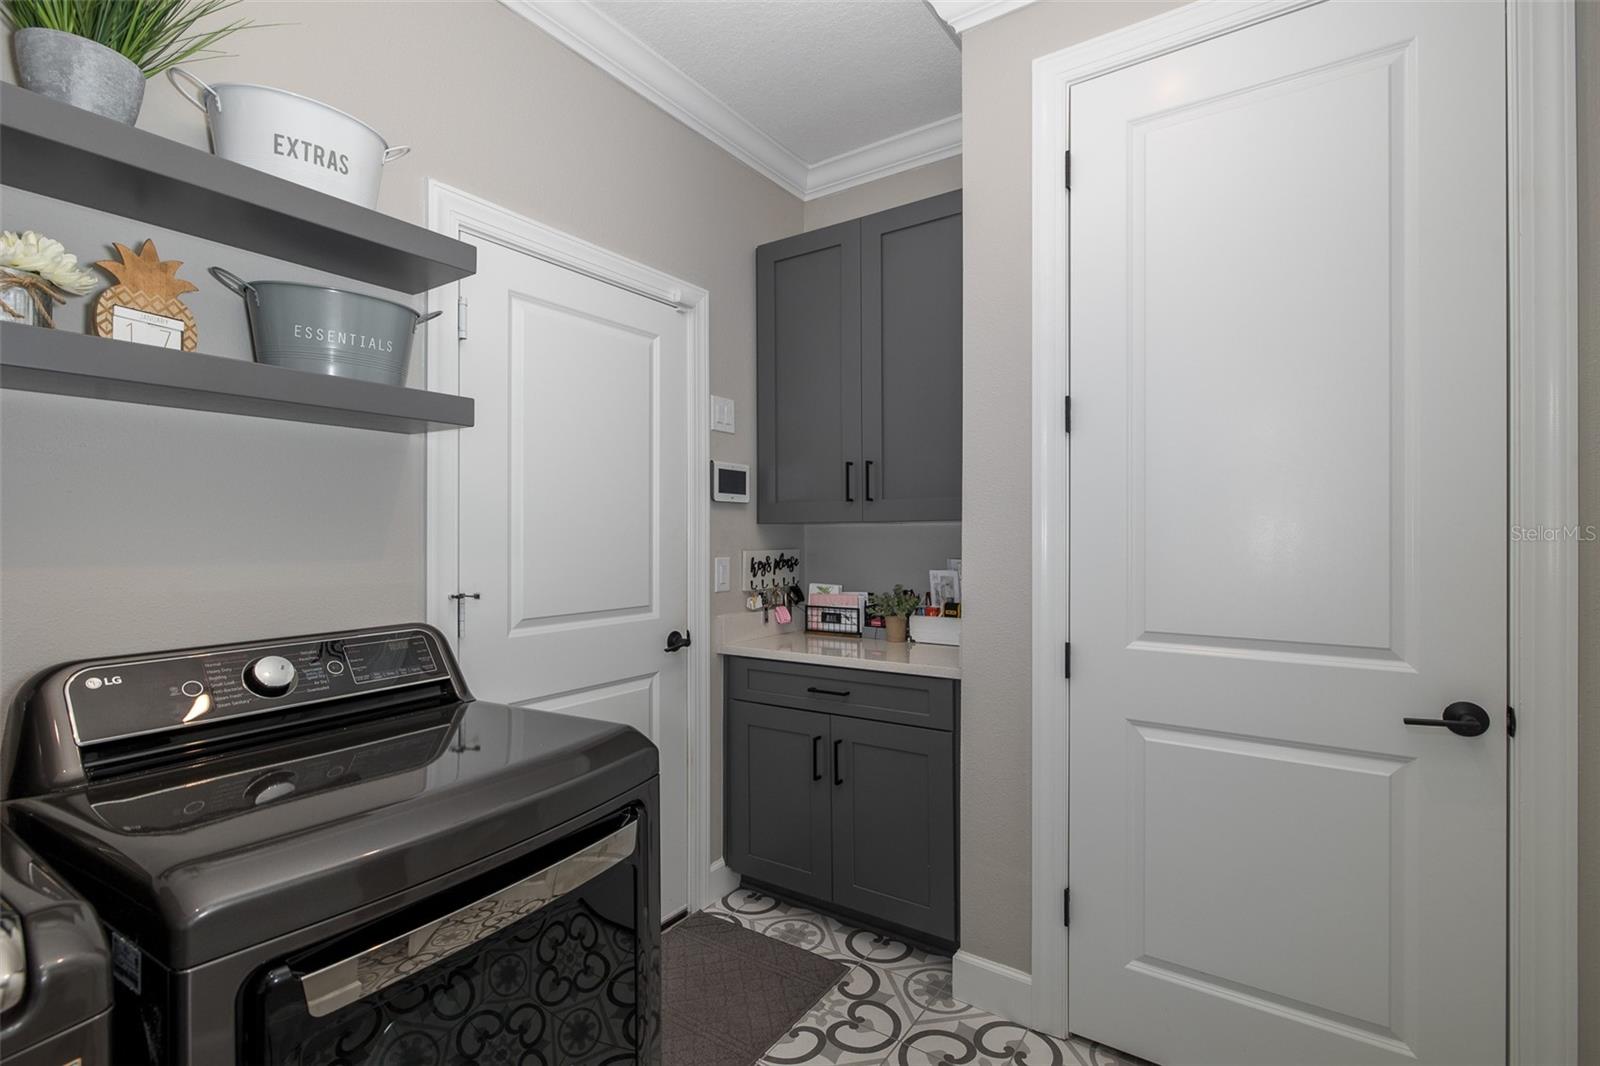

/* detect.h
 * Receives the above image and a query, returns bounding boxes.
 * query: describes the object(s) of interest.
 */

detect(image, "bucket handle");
[209,266,257,306]
[167,67,220,114]
[382,146,412,165]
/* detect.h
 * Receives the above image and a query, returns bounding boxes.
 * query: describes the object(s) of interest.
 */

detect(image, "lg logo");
[83,676,123,690]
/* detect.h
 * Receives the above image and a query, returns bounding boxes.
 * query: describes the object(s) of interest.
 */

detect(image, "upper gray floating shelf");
[0,83,474,294]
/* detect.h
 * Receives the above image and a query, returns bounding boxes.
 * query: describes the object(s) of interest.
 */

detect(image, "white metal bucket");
[168,68,408,209]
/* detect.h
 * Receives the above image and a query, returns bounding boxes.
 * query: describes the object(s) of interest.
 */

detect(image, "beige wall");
[958,0,1184,973]
[1577,4,1598,1063]
[0,0,804,869]
[803,155,964,231]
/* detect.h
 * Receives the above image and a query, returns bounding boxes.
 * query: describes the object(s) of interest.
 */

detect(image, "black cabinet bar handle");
[812,735,822,781]
[833,739,844,786]
[844,461,854,503]
[807,686,850,698]
[865,460,875,502]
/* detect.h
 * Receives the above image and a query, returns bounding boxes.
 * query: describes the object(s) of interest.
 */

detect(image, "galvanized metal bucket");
[211,267,439,386]
[170,68,409,208]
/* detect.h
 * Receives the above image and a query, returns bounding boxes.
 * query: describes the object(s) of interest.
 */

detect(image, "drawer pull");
[807,686,851,698]
[812,735,822,781]
[833,739,845,785]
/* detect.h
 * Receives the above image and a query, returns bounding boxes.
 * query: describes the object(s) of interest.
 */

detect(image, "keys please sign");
[741,549,800,591]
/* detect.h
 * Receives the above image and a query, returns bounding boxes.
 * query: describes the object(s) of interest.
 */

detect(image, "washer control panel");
[65,628,451,746]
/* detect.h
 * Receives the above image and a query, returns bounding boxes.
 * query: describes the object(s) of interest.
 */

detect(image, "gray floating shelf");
[0,83,474,294]
[0,324,474,434]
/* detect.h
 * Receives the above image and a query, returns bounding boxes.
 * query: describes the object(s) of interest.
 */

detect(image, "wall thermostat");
[711,461,750,503]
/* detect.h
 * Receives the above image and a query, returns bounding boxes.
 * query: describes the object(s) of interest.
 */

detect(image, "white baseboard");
[952,950,1036,1029]
[702,859,739,908]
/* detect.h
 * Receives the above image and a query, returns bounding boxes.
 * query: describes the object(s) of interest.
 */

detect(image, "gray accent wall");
[803,523,961,596]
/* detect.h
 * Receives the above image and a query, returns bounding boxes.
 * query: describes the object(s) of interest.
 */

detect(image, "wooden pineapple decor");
[94,240,199,351]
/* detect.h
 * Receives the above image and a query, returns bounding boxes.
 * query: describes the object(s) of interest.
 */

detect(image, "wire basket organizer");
[806,602,863,637]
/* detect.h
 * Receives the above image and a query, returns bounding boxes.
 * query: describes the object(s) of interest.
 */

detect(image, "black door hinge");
[1064,395,1071,433]
[1063,887,1070,927]
[1507,706,1517,738]
[1064,150,1071,190]
[1064,642,1071,679]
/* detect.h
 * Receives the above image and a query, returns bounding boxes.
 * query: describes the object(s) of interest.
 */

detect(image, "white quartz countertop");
[718,631,961,680]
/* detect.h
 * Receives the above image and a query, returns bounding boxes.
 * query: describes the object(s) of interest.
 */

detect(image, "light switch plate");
[714,557,730,592]
[711,395,735,434]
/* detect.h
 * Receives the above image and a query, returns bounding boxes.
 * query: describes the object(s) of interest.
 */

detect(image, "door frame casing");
[1026,2,1579,1061]
[424,179,715,917]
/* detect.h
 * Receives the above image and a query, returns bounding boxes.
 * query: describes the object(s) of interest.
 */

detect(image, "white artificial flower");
[0,230,100,296]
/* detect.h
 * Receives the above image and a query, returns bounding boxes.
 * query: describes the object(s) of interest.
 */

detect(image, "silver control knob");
[244,655,297,697]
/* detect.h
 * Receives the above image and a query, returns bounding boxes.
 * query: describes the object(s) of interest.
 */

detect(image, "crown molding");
[501,0,961,201]
[806,113,962,199]
[927,0,1037,34]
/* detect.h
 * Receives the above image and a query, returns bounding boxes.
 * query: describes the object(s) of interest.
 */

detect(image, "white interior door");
[457,238,691,919]
[1067,3,1506,1064]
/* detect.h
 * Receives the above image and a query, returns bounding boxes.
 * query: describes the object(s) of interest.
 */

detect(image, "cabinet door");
[830,715,956,941]
[726,699,833,900]
[756,221,863,523]
[861,191,962,522]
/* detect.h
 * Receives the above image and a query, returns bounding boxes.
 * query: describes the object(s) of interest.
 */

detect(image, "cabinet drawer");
[728,657,955,731]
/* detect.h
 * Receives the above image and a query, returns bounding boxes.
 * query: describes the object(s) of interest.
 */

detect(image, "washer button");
[180,680,205,698]
[325,659,345,676]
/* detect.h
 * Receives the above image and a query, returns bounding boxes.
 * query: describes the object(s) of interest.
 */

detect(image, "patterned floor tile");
[711,888,940,971]
[826,963,920,1043]
[881,956,959,1020]
[890,1012,1081,1066]
[705,889,1152,1066]
[758,983,900,1065]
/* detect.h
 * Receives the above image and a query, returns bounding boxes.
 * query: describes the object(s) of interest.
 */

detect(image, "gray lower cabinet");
[830,714,956,939]
[755,190,961,524]
[724,657,958,945]
[726,700,833,900]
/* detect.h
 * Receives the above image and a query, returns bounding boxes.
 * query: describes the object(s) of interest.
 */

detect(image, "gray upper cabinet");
[756,191,961,524]
[757,220,863,524]
[861,191,963,522]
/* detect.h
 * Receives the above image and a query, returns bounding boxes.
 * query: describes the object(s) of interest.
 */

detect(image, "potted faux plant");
[0,230,99,327]
[867,585,921,644]
[4,0,258,124]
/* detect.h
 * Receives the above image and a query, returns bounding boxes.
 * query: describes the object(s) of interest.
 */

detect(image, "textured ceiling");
[590,0,961,165]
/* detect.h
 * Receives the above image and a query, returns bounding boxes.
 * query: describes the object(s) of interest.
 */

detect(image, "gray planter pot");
[13,27,145,125]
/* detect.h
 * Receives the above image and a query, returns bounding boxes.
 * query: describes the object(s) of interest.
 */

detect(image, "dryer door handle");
[297,816,637,1017]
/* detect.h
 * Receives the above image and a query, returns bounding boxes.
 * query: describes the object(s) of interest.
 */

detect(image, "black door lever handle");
[664,630,692,653]
[1403,701,1490,738]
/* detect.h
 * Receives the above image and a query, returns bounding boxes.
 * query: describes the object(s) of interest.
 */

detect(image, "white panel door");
[1067,3,1506,1064]
[458,239,691,918]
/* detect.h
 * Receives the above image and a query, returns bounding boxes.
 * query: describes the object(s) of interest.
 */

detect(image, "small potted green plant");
[0,230,99,327]
[4,0,259,124]
[867,585,921,644]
